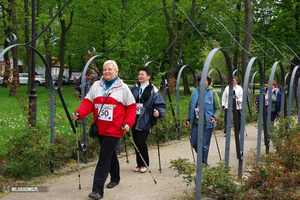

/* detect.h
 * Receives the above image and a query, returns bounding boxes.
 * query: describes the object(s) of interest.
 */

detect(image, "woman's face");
[103,63,118,81]
[138,70,150,84]
[233,78,237,87]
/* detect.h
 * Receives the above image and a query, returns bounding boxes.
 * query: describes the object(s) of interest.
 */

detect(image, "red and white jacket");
[76,77,136,138]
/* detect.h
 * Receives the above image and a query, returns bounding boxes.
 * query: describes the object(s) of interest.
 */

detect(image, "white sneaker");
[133,166,140,172]
[139,166,147,173]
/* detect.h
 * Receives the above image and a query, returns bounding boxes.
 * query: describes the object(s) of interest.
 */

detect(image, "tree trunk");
[241,0,253,78]
[232,3,241,71]
[162,0,195,95]
[9,0,19,96]
[58,9,73,88]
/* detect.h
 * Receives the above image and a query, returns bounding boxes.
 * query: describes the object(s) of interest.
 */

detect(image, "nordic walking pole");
[155,124,162,172]
[212,125,222,161]
[124,127,157,184]
[75,120,82,189]
[185,121,195,163]
[123,135,129,163]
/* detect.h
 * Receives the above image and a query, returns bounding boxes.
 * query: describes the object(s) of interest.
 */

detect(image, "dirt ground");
[1,124,267,200]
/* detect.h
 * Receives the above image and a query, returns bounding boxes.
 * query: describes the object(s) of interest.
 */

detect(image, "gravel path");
[1,124,267,200]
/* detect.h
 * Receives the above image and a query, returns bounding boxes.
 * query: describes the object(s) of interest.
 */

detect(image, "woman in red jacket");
[72,60,136,200]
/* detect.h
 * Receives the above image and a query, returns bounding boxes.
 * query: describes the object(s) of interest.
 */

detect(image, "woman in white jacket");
[221,76,243,135]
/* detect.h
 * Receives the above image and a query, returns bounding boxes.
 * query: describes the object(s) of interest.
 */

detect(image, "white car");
[19,73,45,86]
[0,77,3,84]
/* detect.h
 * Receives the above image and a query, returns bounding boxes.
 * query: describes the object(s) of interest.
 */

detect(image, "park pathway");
[1,123,267,200]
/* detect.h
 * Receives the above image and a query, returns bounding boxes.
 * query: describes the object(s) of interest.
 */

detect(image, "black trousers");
[132,127,150,167]
[224,109,241,133]
[92,135,120,196]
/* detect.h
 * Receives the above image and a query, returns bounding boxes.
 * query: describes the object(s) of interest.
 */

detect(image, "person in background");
[75,68,95,96]
[222,76,243,136]
[254,80,281,122]
[130,66,166,173]
[72,60,136,200]
[185,74,222,165]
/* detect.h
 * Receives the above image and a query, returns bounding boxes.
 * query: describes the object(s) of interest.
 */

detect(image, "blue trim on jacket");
[130,83,166,131]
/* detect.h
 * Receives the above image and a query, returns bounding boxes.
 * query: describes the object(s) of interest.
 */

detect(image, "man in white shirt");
[222,76,243,136]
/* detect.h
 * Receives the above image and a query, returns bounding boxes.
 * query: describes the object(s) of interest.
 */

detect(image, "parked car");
[52,75,75,85]
[0,77,3,85]
[19,73,45,86]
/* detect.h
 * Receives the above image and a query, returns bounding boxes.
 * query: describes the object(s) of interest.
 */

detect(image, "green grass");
[0,85,80,146]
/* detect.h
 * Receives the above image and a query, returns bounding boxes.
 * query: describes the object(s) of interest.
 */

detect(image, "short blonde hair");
[103,60,119,72]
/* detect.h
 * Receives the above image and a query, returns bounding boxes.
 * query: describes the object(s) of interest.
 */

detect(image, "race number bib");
[98,105,113,121]
[136,103,143,115]
[194,107,199,119]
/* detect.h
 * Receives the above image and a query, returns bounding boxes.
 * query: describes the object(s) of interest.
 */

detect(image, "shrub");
[238,117,300,199]
[170,158,241,199]
[1,126,53,180]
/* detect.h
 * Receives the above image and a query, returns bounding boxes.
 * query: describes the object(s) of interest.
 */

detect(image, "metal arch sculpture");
[176,64,197,140]
[250,71,259,123]
[284,72,291,117]
[240,57,265,166]
[80,51,111,100]
[287,66,300,119]
[266,62,285,132]
[195,47,233,199]
[208,68,224,96]
[233,69,244,82]
[297,78,300,124]
[0,41,55,143]
[80,51,111,163]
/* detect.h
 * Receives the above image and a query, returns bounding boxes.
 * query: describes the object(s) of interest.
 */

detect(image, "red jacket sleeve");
[123,103,137,128]
[76,98,93,120]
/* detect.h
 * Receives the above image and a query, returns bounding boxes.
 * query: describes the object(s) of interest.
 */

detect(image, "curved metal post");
[288,66,300,119]
[208,68,224,96]
[176,64,197,139]
[250,71,259,123]
[0,43,55,144]
[233,69,244,83]
[298,79,300,124]
[195,48,233,200]
[275,72,280,88]
[255,58,266,163]
[284,73,291,118]
[266,61,285,154]
[81,53,110,163]
[238,57,262,177]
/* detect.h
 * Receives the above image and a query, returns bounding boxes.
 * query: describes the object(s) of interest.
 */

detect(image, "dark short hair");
[197,74,211,85]
[138,66,152,76]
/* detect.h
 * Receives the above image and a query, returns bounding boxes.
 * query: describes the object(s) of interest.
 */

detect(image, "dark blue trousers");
[190,124,213,164]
